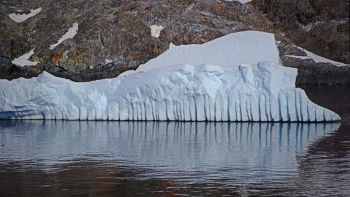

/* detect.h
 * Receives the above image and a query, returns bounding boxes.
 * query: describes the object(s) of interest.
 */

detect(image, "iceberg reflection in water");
[0,121,339,179]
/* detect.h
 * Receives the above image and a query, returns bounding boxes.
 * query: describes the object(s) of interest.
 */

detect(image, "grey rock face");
[282,55,350,85]
[0,0,349,84]
[253,0,349,64]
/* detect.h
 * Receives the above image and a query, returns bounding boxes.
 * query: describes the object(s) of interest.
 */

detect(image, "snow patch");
[286,47,346,67]
[224,0,253,4]
[8,7,42,23]
[284,55,312,60]
[296,21,324,32]
[150,25,164,38]
[50,23,79,50]
[11,49,39,67]
[105,59,113,64]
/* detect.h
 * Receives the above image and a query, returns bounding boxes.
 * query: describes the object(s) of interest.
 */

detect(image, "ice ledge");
[137,31,281,71]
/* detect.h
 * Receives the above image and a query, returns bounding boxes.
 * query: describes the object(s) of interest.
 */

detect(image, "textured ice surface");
[0,63,340,121]
[0,31,340,121]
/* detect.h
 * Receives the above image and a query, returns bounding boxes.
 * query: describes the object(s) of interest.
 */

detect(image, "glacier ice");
[137,31,280,71]
[0,31,341,121]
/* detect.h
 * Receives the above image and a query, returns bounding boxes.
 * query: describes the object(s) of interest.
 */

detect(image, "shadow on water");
[0,120,341,196]
[290,85,350,197]
[300,85,350,119]
[294,121,350,197]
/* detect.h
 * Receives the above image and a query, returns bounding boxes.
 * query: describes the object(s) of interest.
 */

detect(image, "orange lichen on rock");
[51,53,63,65]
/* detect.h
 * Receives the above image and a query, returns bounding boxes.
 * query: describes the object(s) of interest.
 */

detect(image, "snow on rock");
[11,49,39,67]
[105,59,113,64]
[224,0,253,4]
[0,31,340,121]
[296,21,324,32]
[8,8,42,23]
[285,47,347,67]
[150,25,164,38]
[50,23,79,50]
[300,47,347,67]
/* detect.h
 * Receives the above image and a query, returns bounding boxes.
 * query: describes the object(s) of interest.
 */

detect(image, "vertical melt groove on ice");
[0,31,341,121]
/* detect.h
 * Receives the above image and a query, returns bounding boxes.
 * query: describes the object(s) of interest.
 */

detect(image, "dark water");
[0,86,349,197]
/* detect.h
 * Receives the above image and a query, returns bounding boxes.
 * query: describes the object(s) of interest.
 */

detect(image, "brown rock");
[297,13,308,24]
[51,54,64,65]
[337,23,349,32]
[254,0,349,64]
[0,0,348,85]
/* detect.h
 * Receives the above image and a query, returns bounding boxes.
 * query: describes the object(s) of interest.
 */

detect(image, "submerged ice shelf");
[0,31,341,121]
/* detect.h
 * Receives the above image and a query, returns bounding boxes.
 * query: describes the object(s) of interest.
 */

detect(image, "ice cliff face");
[0,31,341,121]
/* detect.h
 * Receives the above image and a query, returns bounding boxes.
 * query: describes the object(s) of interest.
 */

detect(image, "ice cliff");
[0,31,341,121]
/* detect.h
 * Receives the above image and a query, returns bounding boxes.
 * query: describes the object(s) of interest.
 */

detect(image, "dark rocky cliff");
[0,0,349,85]
[254,0,349,63]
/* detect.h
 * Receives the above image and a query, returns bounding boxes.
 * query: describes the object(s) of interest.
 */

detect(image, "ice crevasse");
[0,31,341,121]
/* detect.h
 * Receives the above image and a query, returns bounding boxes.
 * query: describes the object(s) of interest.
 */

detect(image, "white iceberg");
[0,31,340,121]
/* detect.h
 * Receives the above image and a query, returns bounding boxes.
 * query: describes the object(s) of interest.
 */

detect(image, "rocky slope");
[0,0,349,85]
[253,0,349,63]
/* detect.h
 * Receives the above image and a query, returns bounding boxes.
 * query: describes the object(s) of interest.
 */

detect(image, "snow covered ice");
[0,31,341,121]
[138,30,280,71]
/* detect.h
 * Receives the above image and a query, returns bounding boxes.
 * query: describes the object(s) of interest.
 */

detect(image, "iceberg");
[0,31,340,121]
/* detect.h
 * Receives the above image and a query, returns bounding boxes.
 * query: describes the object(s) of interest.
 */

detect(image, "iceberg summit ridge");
[0,31,340,121]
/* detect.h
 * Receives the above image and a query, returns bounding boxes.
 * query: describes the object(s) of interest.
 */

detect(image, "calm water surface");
[0,86,349,197]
